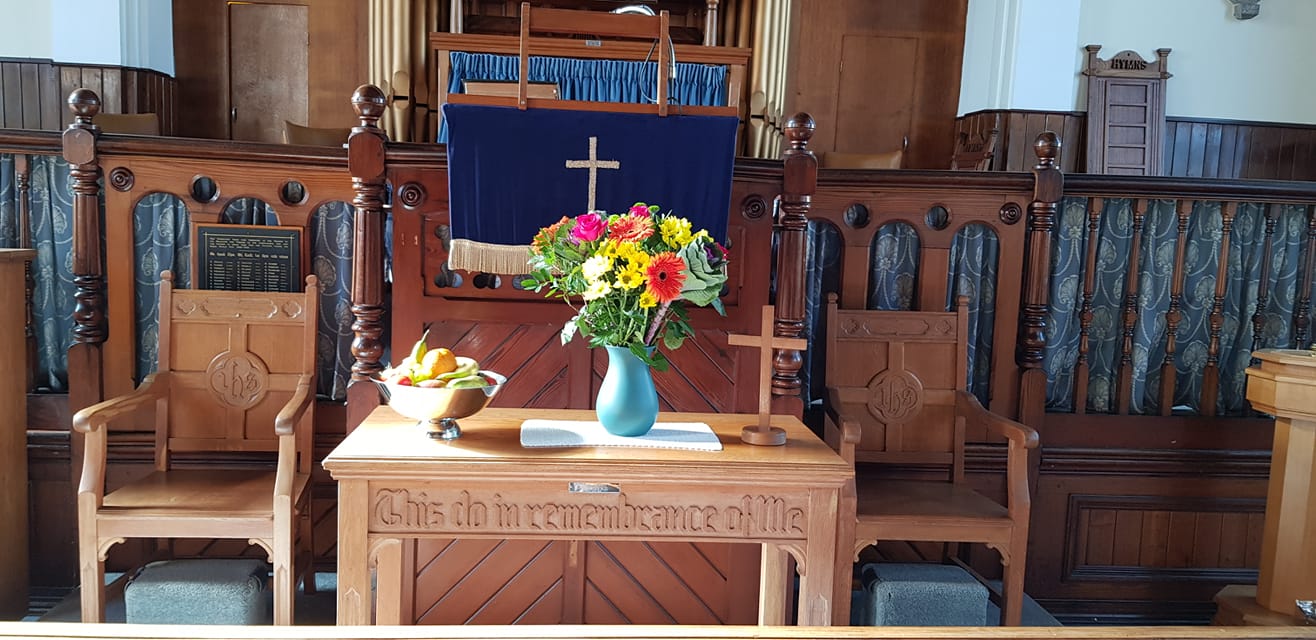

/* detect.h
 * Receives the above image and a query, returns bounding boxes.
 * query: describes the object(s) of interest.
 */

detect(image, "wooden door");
[835,35,917,159]
[789,0,969,169]
[228,2,309,142]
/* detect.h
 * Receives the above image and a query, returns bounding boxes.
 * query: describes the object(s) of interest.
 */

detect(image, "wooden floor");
[3,622,1316,640]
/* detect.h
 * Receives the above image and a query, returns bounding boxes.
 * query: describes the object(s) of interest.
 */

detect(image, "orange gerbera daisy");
[531,216,571,252]
[608,214,655,243]
[645,252,687,304]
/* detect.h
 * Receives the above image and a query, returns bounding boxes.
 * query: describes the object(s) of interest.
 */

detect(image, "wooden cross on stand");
[728,305,807,446]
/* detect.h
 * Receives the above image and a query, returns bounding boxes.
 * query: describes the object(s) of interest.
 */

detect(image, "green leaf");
[663,330,686,351]
[649,350,670,372]
[711,298,726,316]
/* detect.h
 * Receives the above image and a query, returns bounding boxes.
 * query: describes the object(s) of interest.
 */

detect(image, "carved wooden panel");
[1028,447,1270,623]
[408,537,759,625]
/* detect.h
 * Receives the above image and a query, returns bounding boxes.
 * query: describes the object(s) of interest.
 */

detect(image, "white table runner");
[519,419,723,451]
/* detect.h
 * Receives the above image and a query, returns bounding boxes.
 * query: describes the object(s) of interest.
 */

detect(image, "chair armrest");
[275,374,315,436]
[954,390,1038,450]
[72,372,170,433]
[824,386,862,465]
[955,389,1038,522]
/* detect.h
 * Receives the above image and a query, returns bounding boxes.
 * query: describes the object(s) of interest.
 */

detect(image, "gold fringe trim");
[448,239,533,275]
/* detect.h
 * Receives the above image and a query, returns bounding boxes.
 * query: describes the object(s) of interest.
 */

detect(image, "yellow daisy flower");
[638,290,658,309]
[660,216,693,248]
[615,265,646,290]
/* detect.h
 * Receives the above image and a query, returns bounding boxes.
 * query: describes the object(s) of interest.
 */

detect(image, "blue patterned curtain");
[0,154,77,391]
[948,224,1000,404]
[132,193,191,381]
[868,223,920,311]
[307,202,356,401]
[1043,198,1310,415]
[439,52,729,141]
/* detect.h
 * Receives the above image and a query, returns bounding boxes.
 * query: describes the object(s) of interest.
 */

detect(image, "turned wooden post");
[771,113,816,419]
[63,89,106,418]
[14,154,36,392]
[1018,131,1060,429]
[346,85,389,430]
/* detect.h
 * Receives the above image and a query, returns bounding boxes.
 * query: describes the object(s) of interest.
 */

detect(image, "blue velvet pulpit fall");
[443,103,737,274]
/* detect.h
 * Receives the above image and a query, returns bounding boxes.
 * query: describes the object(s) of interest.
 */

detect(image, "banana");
[409,329,431,364]
[447,374,488,389]
[434,357,479,381]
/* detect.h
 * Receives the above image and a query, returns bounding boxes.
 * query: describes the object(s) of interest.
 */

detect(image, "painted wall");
[1076,0,1316,123]
[958,0,1081,115]
[121,0,175,75]
[962,0,1316,125]
[0,0,172,75]
[0,2,53,58]
[50,0,123,67]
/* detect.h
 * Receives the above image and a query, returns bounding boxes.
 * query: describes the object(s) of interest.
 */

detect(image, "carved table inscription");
[371,488,807,540]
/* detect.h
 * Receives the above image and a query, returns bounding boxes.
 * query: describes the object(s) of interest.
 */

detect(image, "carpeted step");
[124,559,269,625]
[858,563,989,626]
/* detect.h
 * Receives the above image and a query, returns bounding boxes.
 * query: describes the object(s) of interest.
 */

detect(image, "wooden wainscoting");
[957,109,1316,180]
[0,58,175,134]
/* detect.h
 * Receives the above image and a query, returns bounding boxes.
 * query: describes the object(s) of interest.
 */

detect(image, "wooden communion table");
[323,406,855,626]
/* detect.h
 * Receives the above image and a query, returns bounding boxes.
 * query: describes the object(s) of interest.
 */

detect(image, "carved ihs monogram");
[867,368,924,423]
[206,350,270,409]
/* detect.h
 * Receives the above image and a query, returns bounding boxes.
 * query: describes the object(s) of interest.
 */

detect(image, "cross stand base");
[742,425,786,446]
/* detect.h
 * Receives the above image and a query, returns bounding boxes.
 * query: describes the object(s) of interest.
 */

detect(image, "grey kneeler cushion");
[124,559,270,625]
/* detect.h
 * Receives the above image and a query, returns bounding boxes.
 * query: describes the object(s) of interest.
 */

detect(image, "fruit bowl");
[374,371,506,440]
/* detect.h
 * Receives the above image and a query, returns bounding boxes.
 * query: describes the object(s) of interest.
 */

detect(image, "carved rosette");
[108,167,135,192]
[740,194,767,219]
[866,368,924,423]
[206,350,270,409]
[397,182,426,210]
[999,202,1022,225]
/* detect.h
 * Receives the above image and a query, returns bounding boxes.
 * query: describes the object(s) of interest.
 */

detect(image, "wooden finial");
[1034,131,1060,163]
[67,89,101,125]
[352,84,387,127]
[785,113,815,150]
[728,305,807,446]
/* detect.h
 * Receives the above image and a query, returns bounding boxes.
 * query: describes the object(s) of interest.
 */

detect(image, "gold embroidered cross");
[565,136,621,212]
[728,305,807,446]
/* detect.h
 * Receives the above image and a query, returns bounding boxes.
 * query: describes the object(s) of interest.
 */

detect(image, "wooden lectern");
[1215,349,1316,625]
[0,249,32,618]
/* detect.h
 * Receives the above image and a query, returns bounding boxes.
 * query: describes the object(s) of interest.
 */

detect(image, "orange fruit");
[422,347,458,377]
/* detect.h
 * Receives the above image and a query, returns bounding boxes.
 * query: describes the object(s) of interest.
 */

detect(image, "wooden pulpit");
[1215,349,1316,625]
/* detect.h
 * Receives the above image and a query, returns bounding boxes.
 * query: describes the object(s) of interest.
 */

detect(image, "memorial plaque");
[193,223,305,293]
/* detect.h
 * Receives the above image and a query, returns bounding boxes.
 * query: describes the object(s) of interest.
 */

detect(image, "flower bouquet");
[523,203,729,435]
[524,203,730,368]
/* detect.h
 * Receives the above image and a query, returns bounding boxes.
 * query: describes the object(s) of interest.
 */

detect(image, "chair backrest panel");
[157,275,317,463]
[826,297,969,471]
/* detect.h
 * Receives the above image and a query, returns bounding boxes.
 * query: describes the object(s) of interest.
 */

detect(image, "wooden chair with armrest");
[823,294,1038,625]
[819,137,908,170]
[95,113,160,136]
[73,271,319,625]
[951,128,999,171]
[283,120,351,146]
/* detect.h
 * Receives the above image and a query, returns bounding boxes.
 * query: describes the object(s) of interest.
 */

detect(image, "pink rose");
[629,203,654,217]
[571,212,606,243]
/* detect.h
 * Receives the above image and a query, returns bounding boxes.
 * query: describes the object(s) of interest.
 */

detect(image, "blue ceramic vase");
[596,345,658,437]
